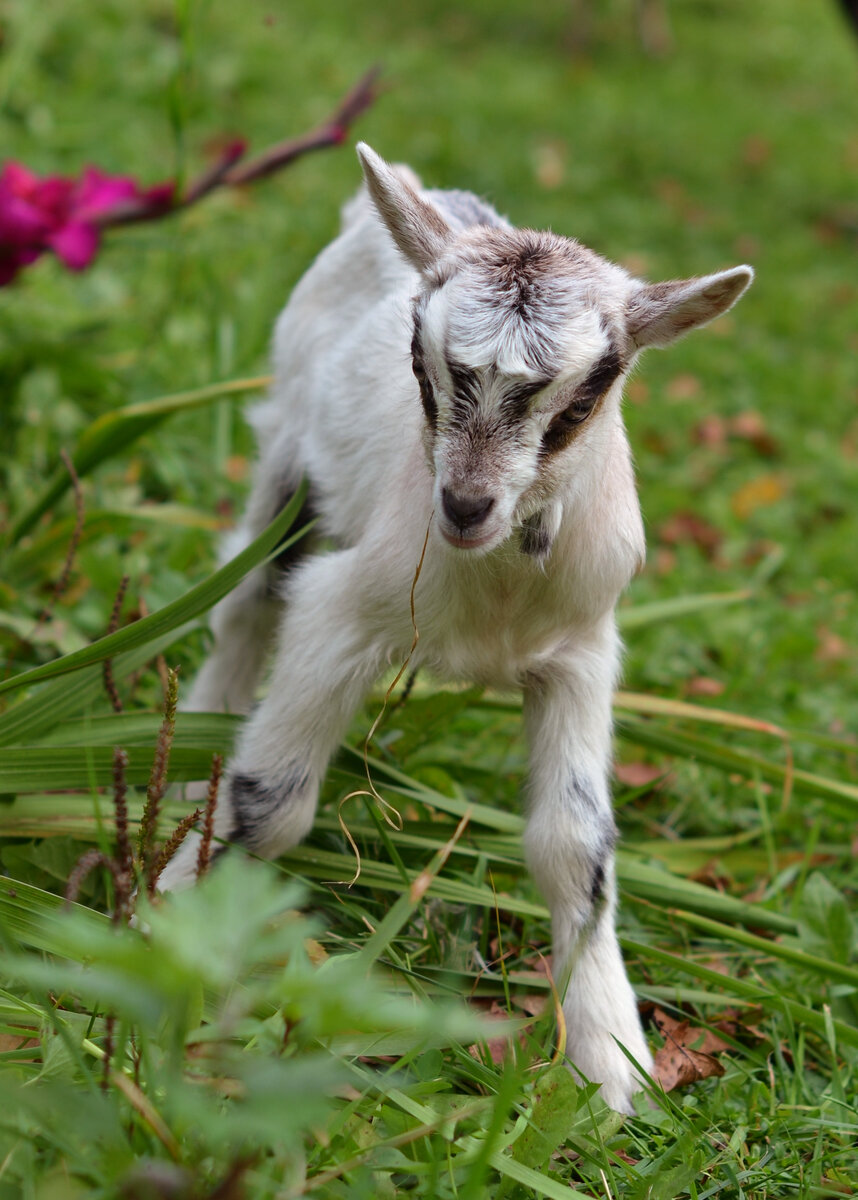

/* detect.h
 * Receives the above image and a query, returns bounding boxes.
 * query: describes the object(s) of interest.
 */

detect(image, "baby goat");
[159,144,753,1113]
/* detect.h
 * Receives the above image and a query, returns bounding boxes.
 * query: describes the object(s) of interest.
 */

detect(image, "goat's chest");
[415,547,594,688]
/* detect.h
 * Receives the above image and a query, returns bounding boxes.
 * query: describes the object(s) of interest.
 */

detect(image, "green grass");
[1,0,857,1196]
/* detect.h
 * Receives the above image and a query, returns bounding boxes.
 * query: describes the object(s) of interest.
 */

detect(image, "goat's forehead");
[419,241,621,379]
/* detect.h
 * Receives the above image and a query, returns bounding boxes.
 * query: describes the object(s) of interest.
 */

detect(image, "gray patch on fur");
[229,767,310,848]
[426,188,507,232]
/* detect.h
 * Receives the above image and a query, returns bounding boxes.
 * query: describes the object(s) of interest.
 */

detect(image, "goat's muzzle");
[440,488,497,548]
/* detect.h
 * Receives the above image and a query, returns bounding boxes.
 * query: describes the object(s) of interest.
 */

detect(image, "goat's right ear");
[626,265,754,350]
[356,143,453,272]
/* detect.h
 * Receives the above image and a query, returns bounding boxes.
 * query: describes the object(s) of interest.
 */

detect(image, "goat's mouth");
[439,526,499,551]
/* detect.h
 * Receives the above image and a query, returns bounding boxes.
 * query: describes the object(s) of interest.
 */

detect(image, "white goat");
[159,144,753,1113]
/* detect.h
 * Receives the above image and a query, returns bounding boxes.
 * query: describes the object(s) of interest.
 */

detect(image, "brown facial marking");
[540,346,625,459]
[410,314,438,429]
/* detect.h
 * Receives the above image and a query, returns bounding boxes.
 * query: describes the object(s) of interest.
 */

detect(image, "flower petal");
[48,221,99,270]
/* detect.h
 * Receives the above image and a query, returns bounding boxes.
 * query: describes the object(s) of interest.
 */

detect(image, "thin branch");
[96,65,380,228]
[225,65,381,186]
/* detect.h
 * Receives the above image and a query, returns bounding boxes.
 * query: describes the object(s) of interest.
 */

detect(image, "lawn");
[0,0,856,1196]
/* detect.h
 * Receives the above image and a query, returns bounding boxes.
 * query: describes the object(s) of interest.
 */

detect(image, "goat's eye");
[541,398,596,454]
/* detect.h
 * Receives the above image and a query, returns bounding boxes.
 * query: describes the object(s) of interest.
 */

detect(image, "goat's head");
[357,143,753,560]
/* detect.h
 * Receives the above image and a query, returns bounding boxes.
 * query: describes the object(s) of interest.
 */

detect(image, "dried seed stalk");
[65,848,122,907]
[102,574,130,713]
[138,667,179,876]
[149,807,203,896]
[196,753,223,880]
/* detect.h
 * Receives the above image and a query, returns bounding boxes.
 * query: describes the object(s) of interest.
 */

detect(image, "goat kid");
[158,144,753,1113]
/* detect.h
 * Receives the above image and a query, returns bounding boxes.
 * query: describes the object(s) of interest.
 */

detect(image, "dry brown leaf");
[626,378,650,405]
[650,1007,727,1092]
[731,474,786,520]
[658,511,723,559]
[614,761,667,788]
[666,373,701,400]
[815,626,852,663]
[729,411,779,456]
[686,676,726,697]
[693,414,727,447]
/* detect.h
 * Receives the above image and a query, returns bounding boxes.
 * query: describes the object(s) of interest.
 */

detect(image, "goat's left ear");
[626,265,754,350]
[357,142,453,272]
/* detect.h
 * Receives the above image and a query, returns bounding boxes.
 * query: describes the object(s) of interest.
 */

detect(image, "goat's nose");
[441,488,495,529]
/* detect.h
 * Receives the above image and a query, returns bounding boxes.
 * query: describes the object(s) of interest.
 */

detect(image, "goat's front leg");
[523,625,652,1114]
[157,548,388,891]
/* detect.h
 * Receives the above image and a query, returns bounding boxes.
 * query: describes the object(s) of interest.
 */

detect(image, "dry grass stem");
[196,753,223,880]
[102,574,130,713]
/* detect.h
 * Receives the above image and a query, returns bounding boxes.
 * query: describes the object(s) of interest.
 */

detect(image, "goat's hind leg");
[183,461,314,718]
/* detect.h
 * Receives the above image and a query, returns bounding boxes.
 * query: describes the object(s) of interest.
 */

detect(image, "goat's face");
[410,231,632,554]
[358,144,754,560]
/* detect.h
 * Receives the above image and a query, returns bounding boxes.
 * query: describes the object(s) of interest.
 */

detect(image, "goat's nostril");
[441,488,495,529]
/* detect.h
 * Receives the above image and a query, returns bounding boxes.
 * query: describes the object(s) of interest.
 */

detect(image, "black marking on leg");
[564,771,600,813]
[229,767,309,847]
[589,858,606,905]
[588,824,617,907]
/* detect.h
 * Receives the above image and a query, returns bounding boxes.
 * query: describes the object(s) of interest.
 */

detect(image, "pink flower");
[0,161,174,284]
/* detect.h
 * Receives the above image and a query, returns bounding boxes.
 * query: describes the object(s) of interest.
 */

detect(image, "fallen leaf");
[626,378,650,405]
[729,411,779,456]
[658,511,723,559]
[649,1007,727,1092]
[666,373,701,400]
[731,474,786,520]
[614,761,666,788]
[686,676,725,697]
[693,414,727,447]
[815,626,851,663]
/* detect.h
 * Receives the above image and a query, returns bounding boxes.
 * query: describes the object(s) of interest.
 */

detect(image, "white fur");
[159,145,753,1114]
